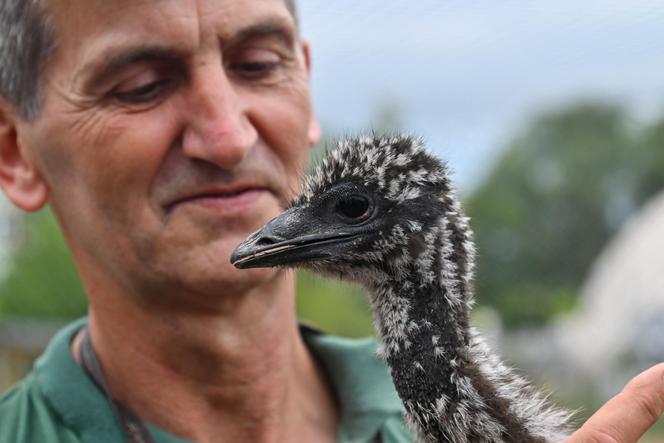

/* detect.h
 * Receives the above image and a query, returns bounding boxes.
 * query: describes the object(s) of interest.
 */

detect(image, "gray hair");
[0,0,299,121]
[0,0,55,121]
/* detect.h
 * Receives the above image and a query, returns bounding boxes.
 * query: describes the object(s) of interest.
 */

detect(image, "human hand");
[566,363,664,443]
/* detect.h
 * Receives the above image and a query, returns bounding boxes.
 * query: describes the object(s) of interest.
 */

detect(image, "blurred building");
[0,320,66,392]
[0,194,79,392]
[489,190,664,406]
[0,195,22,280]
[0,196,29,392]
[554,190,664,397]
[556,189,664,388]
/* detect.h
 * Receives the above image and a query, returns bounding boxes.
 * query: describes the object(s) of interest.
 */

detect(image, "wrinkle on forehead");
[45,0,296,86]
[48,0,200,48]
[47,0,294,42]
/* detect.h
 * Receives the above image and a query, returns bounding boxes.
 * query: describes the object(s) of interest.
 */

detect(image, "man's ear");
[300,40,321,148]
[0,102,48,212]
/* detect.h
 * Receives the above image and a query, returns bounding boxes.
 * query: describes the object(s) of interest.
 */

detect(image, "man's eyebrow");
[225,20,297,49]
[80,47,183,90]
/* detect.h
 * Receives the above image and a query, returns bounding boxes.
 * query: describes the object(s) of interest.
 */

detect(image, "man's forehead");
[42,0,297,77]
[46,0,293,11]
[44,0,295,41]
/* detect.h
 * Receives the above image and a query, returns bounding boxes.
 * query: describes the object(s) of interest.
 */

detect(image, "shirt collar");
[34,318,125,443]
[34,319,404,443]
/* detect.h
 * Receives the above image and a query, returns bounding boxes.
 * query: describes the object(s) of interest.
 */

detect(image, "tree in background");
[466,101,664,327]
[637,118,664,201]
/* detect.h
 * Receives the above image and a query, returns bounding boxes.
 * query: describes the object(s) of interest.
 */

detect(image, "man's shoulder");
[303,326,403,411]
[0,373,80,443]
[301,326,415,442]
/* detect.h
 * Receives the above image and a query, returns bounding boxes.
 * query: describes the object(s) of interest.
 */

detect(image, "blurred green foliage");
[296,271,375,337]
[0,209,86,319]
[2,101,664,334]
[466,101,664,327]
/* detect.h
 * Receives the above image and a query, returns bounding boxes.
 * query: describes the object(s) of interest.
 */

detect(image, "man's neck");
[72,272,339,443]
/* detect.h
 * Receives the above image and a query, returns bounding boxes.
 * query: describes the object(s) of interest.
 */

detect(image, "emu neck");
[366,261,548,442]
[370,270,471,408]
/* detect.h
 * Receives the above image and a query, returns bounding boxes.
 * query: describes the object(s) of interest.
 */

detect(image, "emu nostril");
[254,235,281,247]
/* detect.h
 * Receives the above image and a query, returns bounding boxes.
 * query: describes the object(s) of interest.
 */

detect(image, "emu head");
[231,134,469,285]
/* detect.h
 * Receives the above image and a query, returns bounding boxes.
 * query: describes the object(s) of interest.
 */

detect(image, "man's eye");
[228,48,284,81]
[114,79,174,103]
[230,61,279,79]
[111,69,177,104]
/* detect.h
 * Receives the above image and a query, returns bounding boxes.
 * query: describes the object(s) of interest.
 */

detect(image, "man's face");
[16,0,319,298]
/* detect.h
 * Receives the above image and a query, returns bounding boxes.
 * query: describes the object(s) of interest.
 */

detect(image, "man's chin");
[146,201,290,295]
[172,265,289,304]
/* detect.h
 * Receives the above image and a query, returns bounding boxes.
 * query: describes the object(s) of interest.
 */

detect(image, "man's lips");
[165,187,273,213]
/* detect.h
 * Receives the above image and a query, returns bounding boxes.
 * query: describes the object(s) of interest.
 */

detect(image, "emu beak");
[231,207,359,269]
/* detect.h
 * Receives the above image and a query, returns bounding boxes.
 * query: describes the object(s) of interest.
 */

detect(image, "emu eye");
[336,195,371,220]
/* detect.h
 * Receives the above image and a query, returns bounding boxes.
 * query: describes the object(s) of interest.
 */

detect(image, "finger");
[566,363,664,443]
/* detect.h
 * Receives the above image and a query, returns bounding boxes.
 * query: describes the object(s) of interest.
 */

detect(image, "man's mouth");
[165,187,272,213]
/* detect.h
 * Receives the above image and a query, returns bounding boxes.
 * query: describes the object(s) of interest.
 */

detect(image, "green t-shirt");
[0,319,413,443]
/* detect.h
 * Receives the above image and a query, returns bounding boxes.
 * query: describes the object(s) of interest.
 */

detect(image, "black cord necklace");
[78,327,156,443]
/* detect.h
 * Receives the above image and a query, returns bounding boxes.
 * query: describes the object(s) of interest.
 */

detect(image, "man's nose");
[181,66,257,169]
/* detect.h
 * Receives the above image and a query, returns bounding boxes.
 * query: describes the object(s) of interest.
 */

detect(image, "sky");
[299,0,664,191]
